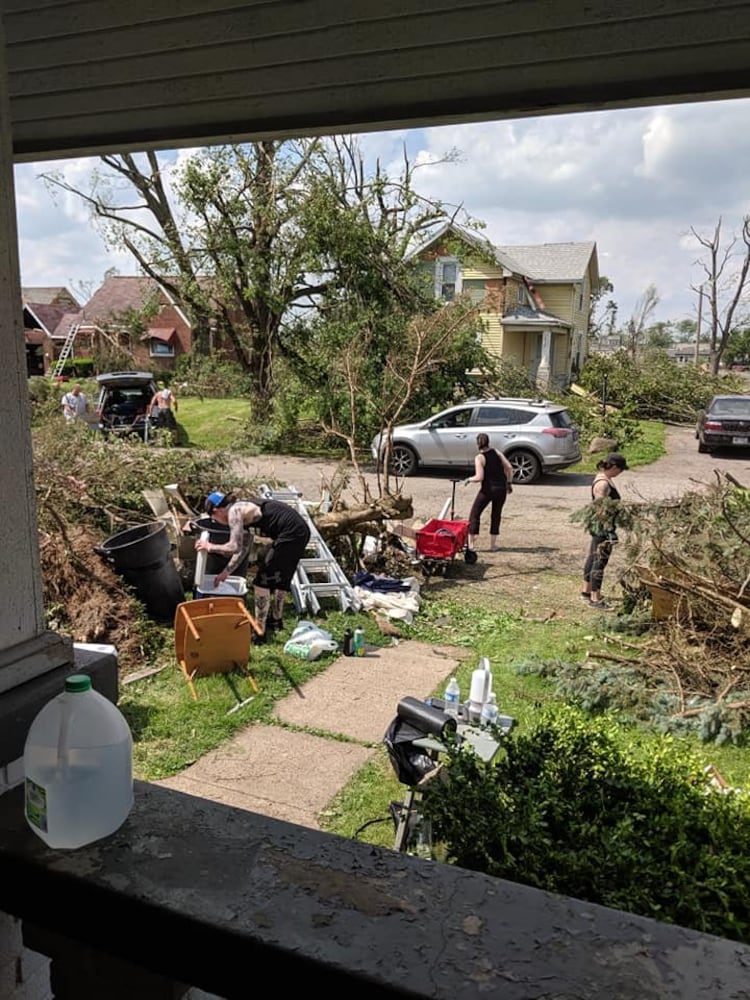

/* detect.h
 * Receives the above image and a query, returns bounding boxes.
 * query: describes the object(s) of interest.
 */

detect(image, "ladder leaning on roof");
[257,484,362,615]
[50,323,81,378]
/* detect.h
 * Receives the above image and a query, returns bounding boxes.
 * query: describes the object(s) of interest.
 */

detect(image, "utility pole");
[694,285,704,366]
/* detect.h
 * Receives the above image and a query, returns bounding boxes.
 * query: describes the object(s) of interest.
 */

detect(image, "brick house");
[68,275,195,375]
[21,286,81,375]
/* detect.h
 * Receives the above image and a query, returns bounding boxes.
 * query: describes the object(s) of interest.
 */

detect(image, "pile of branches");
[622,469,750,629]
[41,523,160,668]
[568,470,750,742]
[33,421,232,670]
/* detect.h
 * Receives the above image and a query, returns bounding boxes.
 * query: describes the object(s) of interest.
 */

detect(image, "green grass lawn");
[176,396,252,449]
[320,594,750,848]
[566,419,666,476]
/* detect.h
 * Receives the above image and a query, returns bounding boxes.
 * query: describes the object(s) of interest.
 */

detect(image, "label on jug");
[25,779,48,833]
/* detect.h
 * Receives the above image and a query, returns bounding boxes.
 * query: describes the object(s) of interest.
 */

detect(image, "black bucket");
[97,522,185,622]
[190,516,251,577]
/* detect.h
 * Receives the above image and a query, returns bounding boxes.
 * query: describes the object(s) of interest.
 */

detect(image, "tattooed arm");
[196,502,259,585]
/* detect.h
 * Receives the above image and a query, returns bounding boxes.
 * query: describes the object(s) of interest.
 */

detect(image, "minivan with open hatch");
[95,371,158,441]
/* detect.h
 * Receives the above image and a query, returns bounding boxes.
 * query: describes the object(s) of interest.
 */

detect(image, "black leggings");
[583,534,613,593]
[468,488,507,536]
[253,530,310,591]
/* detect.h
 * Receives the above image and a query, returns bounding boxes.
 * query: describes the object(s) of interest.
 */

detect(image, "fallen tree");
[564,470,750,742]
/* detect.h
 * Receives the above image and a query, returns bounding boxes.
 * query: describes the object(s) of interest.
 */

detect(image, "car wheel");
[698,439,710,454]
[508,450,541,484]
[390,444,418,477]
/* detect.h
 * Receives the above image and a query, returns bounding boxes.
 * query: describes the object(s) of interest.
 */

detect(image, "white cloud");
[15,158,136,297]
[14,98,750,325]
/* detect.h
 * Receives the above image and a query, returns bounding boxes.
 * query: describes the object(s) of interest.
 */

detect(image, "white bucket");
[195,575,248,598]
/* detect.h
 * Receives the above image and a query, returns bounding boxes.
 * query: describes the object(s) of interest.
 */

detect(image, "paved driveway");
[233,425,750,610]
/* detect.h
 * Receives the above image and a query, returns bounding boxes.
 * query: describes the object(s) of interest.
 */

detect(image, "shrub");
[474,358,538,399]
[68,357,95,377]
[556,391,642,450]
[425,704,750,942]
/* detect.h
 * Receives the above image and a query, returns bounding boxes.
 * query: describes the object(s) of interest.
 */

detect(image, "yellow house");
[417,224,599,389]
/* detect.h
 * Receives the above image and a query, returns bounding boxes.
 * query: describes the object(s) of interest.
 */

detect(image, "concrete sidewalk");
[157,640,467,828]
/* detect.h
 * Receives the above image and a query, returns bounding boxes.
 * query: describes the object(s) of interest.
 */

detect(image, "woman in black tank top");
[463,433,514,552]
[581,452,628,610]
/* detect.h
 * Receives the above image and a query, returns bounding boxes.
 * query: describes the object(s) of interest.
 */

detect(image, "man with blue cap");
[196,491,310,641]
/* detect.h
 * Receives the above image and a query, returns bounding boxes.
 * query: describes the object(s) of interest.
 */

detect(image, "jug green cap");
[65,674,92,693]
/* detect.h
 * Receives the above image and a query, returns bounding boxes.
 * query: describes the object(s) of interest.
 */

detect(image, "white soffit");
[4,0,750,162]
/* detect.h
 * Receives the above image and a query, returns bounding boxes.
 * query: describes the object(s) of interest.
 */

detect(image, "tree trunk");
[314,495,413,540]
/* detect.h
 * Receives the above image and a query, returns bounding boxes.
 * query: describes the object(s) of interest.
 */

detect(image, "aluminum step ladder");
[258,484,362,615]
[50,323,81,378]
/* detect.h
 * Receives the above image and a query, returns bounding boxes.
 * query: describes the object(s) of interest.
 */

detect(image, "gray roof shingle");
[495,242,596,282]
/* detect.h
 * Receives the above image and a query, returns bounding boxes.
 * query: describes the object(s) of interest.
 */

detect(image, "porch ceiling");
[4,0,750,163]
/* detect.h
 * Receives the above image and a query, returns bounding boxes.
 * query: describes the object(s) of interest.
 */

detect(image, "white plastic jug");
[23,674,133,849]
[468,656,493,721]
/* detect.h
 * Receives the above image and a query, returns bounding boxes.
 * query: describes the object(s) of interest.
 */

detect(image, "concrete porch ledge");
[0,643,118,769]
[0,781,748,999]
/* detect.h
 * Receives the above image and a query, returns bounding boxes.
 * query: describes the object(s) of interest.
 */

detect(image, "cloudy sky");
[13,96,750,326]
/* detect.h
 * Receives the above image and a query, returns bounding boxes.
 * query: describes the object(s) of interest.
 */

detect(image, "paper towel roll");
[193,530,209,587]
[469,667,491,706]
[396,696,458,737]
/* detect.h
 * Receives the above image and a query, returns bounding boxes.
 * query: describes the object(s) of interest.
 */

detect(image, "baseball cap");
[205,490,227,513]
[605,453,628,470]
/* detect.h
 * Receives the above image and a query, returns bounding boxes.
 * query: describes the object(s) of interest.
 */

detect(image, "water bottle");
[480,692,499,728]
[353,627,365,657]
[443,676,460,717]
[413,814,433,860]
[23,674,133,850]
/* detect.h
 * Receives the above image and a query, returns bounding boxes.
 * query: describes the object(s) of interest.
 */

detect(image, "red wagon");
[415,517,478,577]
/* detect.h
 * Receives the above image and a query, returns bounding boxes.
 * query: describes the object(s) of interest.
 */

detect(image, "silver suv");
[371,398,581,484]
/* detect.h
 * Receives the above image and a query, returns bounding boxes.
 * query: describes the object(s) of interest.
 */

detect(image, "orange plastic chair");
[174,597,263,701]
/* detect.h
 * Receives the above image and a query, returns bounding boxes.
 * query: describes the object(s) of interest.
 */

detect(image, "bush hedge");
[426,704,750,942]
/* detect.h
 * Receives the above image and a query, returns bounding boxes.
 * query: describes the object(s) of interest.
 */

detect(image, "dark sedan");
[696,394,750,453]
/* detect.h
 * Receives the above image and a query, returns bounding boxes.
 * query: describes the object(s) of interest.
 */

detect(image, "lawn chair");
[174,597,263,702]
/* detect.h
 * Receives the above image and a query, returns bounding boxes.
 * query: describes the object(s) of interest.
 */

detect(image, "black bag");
[382,698,456,786]
[383,715,439,786]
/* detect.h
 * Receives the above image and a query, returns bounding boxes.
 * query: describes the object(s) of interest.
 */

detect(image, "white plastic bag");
[284,622,338,660]
[283,635,339,660]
